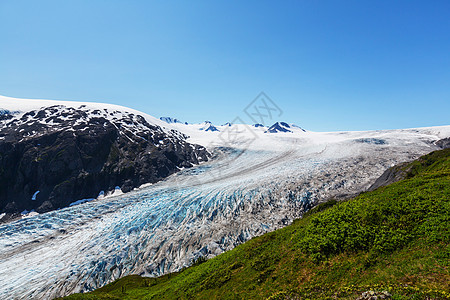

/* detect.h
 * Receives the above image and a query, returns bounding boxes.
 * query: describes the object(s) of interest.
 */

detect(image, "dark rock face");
[0,105,209,216]
[435,137,450,149]
[159,117,188,125]
[367,162,409,191]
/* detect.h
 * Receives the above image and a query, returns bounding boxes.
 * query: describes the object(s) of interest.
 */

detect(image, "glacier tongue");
[0,126,448,299]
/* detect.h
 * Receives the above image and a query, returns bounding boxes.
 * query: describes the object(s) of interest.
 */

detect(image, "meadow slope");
[63,148,450,299]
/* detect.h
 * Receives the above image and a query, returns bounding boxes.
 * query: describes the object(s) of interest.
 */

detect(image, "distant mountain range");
[159,117,306,133]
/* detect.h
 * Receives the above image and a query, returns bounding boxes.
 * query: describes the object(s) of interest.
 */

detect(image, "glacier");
[0,116,449,298]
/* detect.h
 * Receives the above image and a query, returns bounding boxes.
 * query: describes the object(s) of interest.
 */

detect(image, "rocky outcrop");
[367,162,409,191]
[0,105,209,217]
[159,117,188,125]
[435,137,450,149]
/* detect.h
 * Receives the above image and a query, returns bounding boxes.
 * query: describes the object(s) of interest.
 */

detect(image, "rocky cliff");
[0,104,209,218]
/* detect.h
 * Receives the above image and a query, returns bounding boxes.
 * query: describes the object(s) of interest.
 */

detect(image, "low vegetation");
[63,149,450,299]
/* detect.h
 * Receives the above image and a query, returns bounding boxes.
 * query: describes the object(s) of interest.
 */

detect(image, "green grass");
[62,149,450,300]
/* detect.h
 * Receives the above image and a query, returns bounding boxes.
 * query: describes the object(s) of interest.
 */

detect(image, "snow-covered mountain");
[0,95,209,221]
[265,121,306,133]
[159,119,306,135]
[0,95,449,299]
[158,118,309,139]
[199,121,219,132]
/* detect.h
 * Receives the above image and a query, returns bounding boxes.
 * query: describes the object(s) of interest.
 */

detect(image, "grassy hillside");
[63,149,450,300]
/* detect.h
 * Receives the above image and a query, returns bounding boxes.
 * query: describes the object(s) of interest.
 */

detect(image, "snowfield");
[0,95,449,299]
[0,95,169,129]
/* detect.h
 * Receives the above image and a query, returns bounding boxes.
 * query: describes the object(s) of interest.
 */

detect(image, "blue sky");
[1,1,449,131]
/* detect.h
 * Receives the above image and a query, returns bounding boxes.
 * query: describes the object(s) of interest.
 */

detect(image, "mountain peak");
[199,121,219,132]
[265,122,292,133]
[265,122,306,133]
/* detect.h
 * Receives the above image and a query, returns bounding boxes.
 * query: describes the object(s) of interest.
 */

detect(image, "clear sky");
[1,1,449,131]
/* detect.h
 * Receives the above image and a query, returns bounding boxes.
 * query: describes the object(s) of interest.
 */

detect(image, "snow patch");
[31,191,40,201]
[138,183,153,189]
[104,186,124,198]
[69,198,95,207]
[20,210,39,219]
